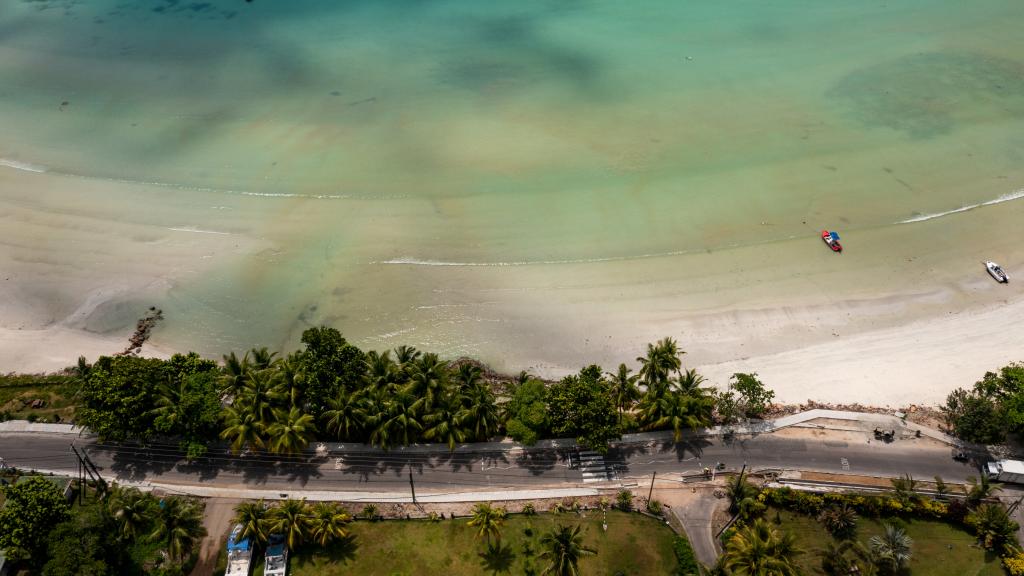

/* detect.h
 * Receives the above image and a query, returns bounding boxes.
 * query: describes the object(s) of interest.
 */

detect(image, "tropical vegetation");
[0,479,206,576]
[69,330,732,456]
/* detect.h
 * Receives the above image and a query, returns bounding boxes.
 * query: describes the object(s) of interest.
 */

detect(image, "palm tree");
[725,472,761,517]
[369,389,422,450]
[249,346,279,370]
[239,368,284,424]
[674,368,709,397]
[467,503,507,547]
[234,501,271,546]
[458,383,502,442]
[966,474,1001,508]
[278,352,306,409]
[150,497,207,563]
[637,337,682,393]
[307,502,351,547]
[393,344,421,379]
[150,379,188,433]
[322,388,367,442]
[967,503,1020,551]
[607,364,640,424]
[818,504,858,539]
[868,523,912,574]
[539,524,596,576]
[221,404,266,454]
[364,350,398,392]
[720,519,802,576]
[220,351,251,398]
[422,392,468,451]
[454,363,484,393]
[639,391,712,441]
[269,499,311,551]
[266,406,317,455]
[406,353,449,413]
[108,487,155,542]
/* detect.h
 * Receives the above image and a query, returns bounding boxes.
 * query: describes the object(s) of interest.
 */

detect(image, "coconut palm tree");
[458,383,502,442]
[150,497,207,564]
[322,388,367,442]
[220,351,251,398]
[108,487,155,542]
[869,523,912,574]
[249,346,279,371]
[369,389,422,450]
[607,363,640,424]
[539,524,596,576]
[234,501,271,546]
[221,404,266,454]
[720,518,802,576]
[150,379,189,433]
[266,406,317,455]
[639,391,712,442]
[637,337,682,392]
[422,392,468,451]
[674,368,709,397]
[240,368,284,424]
[269,499,311,551]
[393,345,421,379]
[406,353,449,413]
[454,363,484,393]
[364,350,398,392]
[467,503,507,547]
[278,352,306,409]
[307,502,351,547]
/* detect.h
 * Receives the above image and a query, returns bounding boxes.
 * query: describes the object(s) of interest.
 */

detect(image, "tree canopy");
[0,477,72,564]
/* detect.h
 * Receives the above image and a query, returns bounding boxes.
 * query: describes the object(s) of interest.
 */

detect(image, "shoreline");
[1,167,1022,405]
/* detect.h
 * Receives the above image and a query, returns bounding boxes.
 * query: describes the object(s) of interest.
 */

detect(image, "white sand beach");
[2,164,1022,407]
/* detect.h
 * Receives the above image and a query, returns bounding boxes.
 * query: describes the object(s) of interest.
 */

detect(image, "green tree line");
[72,328,774,456]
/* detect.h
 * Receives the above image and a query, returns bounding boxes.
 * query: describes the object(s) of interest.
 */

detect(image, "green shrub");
[647,499,663,515]
[616,489,634,511]
[673,536,700,576]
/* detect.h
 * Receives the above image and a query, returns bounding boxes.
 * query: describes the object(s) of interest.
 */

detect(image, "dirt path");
[190,497,241,576]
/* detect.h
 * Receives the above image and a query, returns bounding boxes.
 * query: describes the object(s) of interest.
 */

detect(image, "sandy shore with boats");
[2,164,1023,407]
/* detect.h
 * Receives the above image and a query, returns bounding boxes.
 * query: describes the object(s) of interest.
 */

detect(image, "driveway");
[189,497,241,576]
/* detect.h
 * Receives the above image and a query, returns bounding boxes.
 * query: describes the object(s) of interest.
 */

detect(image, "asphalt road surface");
[0,429,983,495]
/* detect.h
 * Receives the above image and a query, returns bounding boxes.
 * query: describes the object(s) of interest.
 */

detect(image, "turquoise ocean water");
[1,0,1023,361]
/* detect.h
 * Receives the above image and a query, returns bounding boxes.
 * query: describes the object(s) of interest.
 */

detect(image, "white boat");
[264,534,288,576]
[986,261,1009,283]
[225,524,253,576]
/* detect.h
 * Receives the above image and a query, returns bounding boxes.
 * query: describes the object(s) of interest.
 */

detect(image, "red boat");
[821,230,842,252]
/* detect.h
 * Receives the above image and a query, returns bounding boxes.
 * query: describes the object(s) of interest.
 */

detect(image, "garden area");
[771,506,1004,576]
[273,509,681,576]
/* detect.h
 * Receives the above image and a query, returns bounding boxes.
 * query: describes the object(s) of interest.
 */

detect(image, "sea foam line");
[167,226,232,235]
[0,158,47,173]
[0,156,351,200]
[897,189,1024,224]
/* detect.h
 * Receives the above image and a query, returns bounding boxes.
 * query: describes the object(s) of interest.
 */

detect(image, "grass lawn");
[770,508,1003,576]
[280,510,679,576]
[0,373,80,422]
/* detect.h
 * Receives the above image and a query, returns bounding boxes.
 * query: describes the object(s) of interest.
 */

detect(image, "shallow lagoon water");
[1,0,1023,367]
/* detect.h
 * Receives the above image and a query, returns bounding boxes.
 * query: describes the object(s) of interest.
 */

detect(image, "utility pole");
[409,471,417,504]
[648,471,657,502]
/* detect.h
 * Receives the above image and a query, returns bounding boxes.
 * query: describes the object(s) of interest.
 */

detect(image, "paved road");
[0,429,982,495]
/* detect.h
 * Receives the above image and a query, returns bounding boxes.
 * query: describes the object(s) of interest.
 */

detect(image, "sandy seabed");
[1,165,1023,407]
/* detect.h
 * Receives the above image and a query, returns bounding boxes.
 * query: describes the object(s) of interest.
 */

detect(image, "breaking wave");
[897,189,1024,224]
[0,158,47,173]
